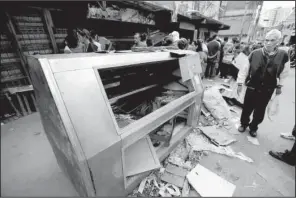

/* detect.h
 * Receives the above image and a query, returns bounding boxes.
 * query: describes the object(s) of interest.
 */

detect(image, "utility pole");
[248,1,263,43]
[239,1,249,42]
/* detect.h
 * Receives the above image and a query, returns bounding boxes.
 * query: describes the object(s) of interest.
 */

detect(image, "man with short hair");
[237,29,290,137]
[205,34,221,79]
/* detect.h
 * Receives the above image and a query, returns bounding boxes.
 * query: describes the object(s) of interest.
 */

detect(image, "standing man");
[217,37,227,77]
[205,35,221,79]
[237,29,290,137]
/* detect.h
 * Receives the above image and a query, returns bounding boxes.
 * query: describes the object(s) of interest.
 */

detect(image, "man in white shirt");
[237,29,290,137]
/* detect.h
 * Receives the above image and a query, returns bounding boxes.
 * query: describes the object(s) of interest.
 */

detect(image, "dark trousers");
[219,62,229,78]
[205,62,216,78]
[240,87,274,131]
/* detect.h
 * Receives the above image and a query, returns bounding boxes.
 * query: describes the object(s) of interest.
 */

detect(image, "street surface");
[1,69,295,196]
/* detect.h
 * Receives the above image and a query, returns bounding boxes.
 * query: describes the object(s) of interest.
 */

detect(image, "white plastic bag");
[267,95,280,121]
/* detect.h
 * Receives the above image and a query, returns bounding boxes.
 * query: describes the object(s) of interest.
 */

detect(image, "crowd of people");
[62,27,295,166]
[63,27,112,53]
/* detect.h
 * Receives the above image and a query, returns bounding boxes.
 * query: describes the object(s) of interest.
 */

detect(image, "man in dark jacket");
[237,29,290,137]
[205,35,221,79]
[269,125,296,166]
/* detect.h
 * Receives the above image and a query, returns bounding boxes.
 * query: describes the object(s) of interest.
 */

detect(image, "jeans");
[205,61,217,78]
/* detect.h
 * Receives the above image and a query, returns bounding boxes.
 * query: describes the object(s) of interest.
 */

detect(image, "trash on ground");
[167,140,191,168]
[280,133,296,141]
[138,177,148,194]
[244,181,259,188]
[159,183,181,197]
[132,172,161,197]
[165,164,188,177]
[199,126,237,146]
[203,86,232,121]
[246,136,260,145]
[161,168,186,188]
[186,132,253,163]
[186,164,236,197]
[189,189,201,197]
[181,179,190,197]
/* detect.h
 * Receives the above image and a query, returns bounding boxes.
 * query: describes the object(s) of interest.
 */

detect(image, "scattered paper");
[182,179,190,197]
[158,184,180,197]
[247,136,260,145]
[138,177,148,194]
[186,132,253,163]
[165,184,181,196]
[187,164,236,197]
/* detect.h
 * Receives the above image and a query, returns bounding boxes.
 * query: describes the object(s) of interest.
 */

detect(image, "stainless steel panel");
[48,51,196,73]
[54,69,121,159]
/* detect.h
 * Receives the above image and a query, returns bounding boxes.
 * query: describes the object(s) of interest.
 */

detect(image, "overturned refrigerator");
[27,50,204,196]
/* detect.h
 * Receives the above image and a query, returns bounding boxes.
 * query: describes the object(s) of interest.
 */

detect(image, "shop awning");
[190,13,230,30]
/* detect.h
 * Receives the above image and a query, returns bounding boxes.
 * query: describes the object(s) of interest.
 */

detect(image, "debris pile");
[129,78,256,197]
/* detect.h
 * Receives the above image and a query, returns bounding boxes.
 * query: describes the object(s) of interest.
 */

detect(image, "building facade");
[260,7,293,27]
[218,1,259,42]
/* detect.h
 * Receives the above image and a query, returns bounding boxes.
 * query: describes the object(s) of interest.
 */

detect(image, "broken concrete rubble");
[203,86,232,121]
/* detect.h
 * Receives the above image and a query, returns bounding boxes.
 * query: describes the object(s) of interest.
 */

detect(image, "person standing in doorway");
[205,34,221,79]
[237,29,290,137]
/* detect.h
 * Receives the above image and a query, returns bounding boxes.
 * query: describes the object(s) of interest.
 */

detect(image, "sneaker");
[249,130,257,137]
[238,125,247,132]
[269,150,296,166]
[280,133,296,141]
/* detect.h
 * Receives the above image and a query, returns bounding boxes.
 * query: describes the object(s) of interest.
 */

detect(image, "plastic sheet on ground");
[203,86,232,121]
[185,132,253,163]
[220,78,246,104]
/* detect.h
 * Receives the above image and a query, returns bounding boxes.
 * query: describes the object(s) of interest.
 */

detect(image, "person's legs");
[269,140,296,166]
[208,62,215,79]
[239,88,256,132]
[220,62,226,78]
[249,89,274,136]
[205,62,211,78]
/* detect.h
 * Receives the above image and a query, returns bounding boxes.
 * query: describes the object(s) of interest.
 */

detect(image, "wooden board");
[124,136,160,177]
[187,164,236,197]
